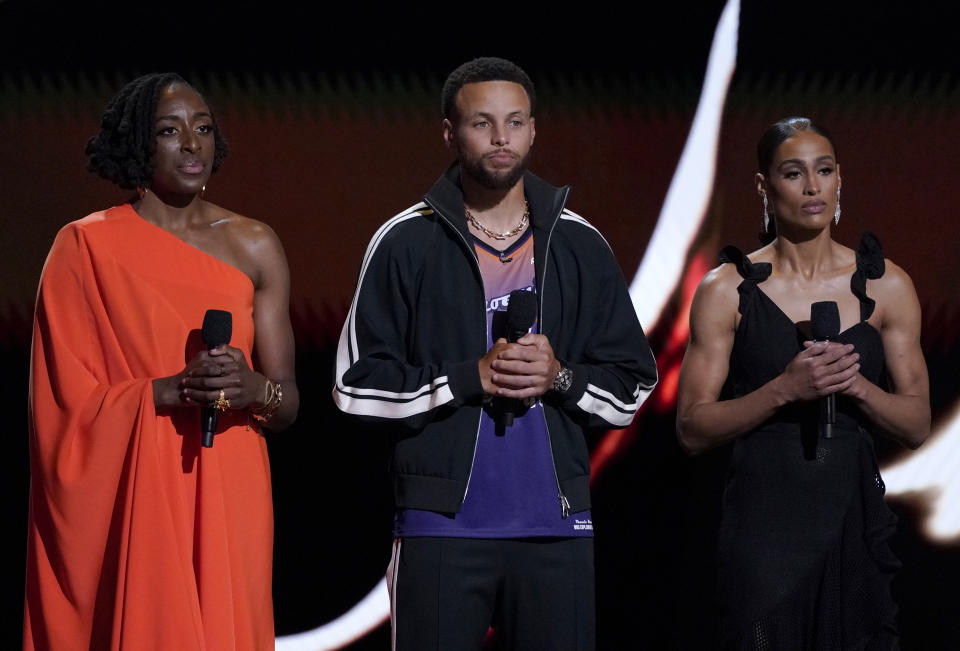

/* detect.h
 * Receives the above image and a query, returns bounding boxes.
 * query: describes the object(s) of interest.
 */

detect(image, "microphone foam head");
[202,309,233,347]
[505,290,538,332]
[810,301,840,340]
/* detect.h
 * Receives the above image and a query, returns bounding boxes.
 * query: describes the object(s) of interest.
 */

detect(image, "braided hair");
[85,73,229,190]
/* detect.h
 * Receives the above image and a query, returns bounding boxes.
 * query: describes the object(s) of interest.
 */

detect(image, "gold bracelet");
[251,380,282,423]
[262,378,276,408]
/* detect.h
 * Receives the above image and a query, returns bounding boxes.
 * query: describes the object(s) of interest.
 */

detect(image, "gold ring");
[214,389,230,412]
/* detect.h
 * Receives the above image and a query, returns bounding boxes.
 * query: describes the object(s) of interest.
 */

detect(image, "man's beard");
[461,148,532,191]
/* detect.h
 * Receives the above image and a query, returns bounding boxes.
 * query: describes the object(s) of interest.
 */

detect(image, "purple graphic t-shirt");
[395,228,594,538]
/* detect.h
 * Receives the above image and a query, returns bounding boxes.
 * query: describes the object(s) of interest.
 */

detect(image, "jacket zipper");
[426,191,573,518]
[423,198,486,504]
[539,187,572,518]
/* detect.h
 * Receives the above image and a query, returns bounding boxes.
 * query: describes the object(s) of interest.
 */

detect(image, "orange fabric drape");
[24,204,274,650]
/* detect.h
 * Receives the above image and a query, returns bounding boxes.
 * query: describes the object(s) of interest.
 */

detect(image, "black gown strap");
[718,245,772,283]
[719,245,772,316]
[851,232,885,322]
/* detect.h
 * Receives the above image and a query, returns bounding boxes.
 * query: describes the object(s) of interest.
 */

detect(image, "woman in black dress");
[676,117,930,649]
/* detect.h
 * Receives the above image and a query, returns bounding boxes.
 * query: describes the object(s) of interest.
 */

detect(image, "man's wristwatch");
[552,364,573,394]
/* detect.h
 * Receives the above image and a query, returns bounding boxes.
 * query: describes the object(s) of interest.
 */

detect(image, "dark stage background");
[3,1,960,648]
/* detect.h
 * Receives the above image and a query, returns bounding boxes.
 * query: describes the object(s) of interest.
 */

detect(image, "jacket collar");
[423,162,571,243]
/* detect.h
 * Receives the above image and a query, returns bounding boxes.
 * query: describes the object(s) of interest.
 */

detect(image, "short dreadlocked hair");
[441,57,536,121]
[85,72,229,190]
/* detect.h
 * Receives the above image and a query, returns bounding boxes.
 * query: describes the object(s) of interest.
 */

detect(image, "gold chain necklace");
[465,200,529,240]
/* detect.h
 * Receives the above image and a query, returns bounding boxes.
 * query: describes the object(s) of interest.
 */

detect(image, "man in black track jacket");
[334,57,657,651]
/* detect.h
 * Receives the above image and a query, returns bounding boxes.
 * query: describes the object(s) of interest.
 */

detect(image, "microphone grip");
[201,407,217,447]
[821,393,836,439]
[500,331,524,429]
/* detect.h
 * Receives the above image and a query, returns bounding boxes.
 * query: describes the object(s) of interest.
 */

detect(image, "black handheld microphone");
[811,301,840,439]
[500,290,539,427]
[200,309,232,448]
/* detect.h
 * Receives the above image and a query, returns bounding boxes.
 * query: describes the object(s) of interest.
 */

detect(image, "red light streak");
[591,251,710,482]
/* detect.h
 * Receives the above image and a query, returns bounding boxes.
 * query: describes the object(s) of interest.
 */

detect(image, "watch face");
[554,367,573,393]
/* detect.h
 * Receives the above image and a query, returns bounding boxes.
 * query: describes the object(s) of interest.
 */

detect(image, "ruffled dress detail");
[716,233,900,651]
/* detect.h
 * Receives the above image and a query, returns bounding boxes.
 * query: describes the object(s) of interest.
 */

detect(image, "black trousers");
[389,537,595,651]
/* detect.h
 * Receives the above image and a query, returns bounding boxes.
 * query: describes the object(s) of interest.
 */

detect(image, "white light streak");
[275,579,389,651]
[278,2,743,647]
[628,0,740,332]
[883,401,960,541]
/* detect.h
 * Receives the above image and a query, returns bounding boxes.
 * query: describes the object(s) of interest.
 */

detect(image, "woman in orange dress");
[24,72,298,651]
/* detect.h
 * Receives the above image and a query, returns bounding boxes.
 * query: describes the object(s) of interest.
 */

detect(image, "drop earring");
[834,187,841,226]
[762,193,770,233]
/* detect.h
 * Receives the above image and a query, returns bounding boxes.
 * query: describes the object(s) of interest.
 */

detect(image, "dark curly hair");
[441,57,536,120]
[85,72,229,190]
[757,116,837,244]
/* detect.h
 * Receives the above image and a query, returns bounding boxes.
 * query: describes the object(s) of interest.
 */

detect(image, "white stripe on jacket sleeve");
[559,209,615,253]
[576,381,655,427]
[333,203,456,419]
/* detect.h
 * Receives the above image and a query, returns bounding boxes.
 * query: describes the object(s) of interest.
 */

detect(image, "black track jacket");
[334,164,657,517]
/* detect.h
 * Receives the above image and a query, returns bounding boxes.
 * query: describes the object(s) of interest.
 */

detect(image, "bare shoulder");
[696,260,741,302]
[870,257,921,326]
[690,261,741,329]
[207,205,281,250]
[205,203,288,287]
[871,258,918,302]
